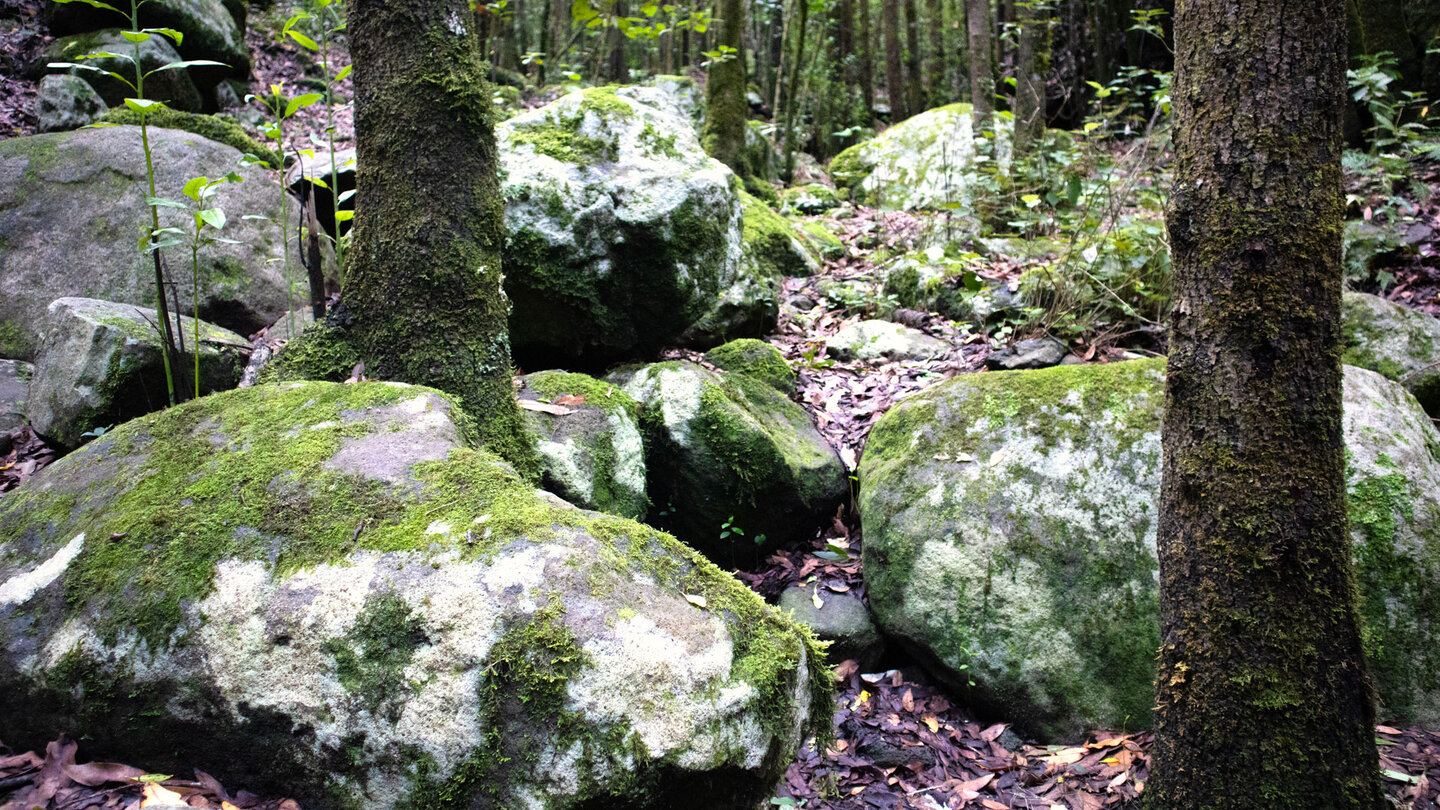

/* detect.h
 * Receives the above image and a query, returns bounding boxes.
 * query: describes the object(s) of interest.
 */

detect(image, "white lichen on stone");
[0,532,84,606]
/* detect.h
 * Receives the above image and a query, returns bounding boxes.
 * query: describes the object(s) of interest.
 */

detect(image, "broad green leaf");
[124,97,166,113]
[286,30,320,51]
[640,2,658,15]
[282,13,313,33]
[211,236,244,245]
[182,176,208,201]
[144,27,184,46]
[285,92,324,118]
[571,0,599,22]
[334,64,352,82]
[309,176,331,190]
[145,195,187,209]
[53,0,124,13]
[147,59,230,76]
[334,210,354,222]
[199,208,226,230]
[70,51,135,63]
[338,189,356,203]
[121,30,151,43]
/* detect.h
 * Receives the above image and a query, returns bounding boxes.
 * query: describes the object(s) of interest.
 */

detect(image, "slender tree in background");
[926,0,946,107]
[702,0,749,173]
[965,0,994,131]
[902,0,923,115]
[882,0,906,119]
[311,0,534,470]
[1012,0,1047,156]
[1149,0,1385,806]
[858,0,875,113]
[780,0,809,180]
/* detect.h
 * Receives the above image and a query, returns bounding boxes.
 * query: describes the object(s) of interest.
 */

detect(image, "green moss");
[638,120,681,159]
[0,320,35,360]
[524,370,640,420]
[99,108,282,168]
[324,591,428,719]
[796,220,844,262]
[259,322,362,384]
[508,87,634,166]
[739,190,812,278]
[703,339,795,394]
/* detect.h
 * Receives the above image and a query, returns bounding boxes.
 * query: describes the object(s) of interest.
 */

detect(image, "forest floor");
[3,2,1440,804]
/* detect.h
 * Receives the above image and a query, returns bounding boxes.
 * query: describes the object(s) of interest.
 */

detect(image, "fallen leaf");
[140,782,190,807]
[1376,725,1402,734]
[980,723,1008,742]
[65,759,146,786]
[902,688,914,712]
[518,399,574,416]
[683,593,708,608]
[554,394,586,406]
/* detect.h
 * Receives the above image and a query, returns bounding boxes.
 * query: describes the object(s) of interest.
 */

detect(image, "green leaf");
[182,176,208,201]
[309,176,331,190]
[286,30,320,51]
[335,210,354,222]
[121,30,151,43]
[145,195,187,209]
[334,64,352,82]
[199,208,226,230]
[124,97,166,113]
[69,51,135,63]
[144,27,184,46]
[52,0,123,14]
[285,93,324,118]
[338,189,357,203]
[282,13,313,33]
[147,59,230,77]
[1382,769,1418,784]
[571,0,599,22]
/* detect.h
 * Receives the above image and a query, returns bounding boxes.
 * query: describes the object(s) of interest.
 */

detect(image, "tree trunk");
[965,0,993,130]
[926,0,945,106]
[780,0,809,180]
[1149,0,1386,807]
[859,0,876,114]
[882,0,906,119]
[337,0,534,472]
[902,0,923,115]
[702,0,748,173]
[1012,0,1045,157]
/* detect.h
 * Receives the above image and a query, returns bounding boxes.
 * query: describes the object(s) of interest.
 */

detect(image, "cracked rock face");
[0,381,827,810]
[861,359,1440,741]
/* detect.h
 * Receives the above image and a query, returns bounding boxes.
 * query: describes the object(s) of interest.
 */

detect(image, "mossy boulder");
[0,126,292,359]
[23,297,249,448]
[826,319,950,362]
[738,189,819,279]
[0,359,30,440]
[616,74,704,128]
[777,586,885,672]
[608,361,847,569]
[42,29,203,112]
[0,381,830,810]
[35,74,108,133]
[47,0,250,79]
[703,338,796,395]
[100,107,280,168]
[881,247,1023,326]
[779,184,841,215]
[498,88,744,368]
[827,103,1010,211]
[859,360,1440,740]
[742,120,781,182]
[1342,291,1440,416]
[518,370,649,520]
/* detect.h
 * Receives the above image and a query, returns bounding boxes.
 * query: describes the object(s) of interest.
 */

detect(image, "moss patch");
[99,107,281,168]
[703,339,795,394]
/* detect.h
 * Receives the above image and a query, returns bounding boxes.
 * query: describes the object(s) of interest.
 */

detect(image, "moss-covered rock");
[498,88,744,368]
[616,75,705,130]
[609,361,847,569]
[518,370,649,520]
[860,360,1440,740]
[99,107,280,167]
[48,0,250,79]
[778,585,885,672]
[24,297,249,448]
[779,183,841,215]
[881,247,1022,325]
[0,359,30,440]
[826,319,950,362]
[738,189,819,279]
[827,103,1011,211]
[741,120,781,182]
[42,28,203,112]
[0,381,830,810]
[1342,291,1440,416]
[35,74,108,133]
[703,339,796,395]
[0,126,293,359]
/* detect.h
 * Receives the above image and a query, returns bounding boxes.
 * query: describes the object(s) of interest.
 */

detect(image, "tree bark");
[1149,0,1385,807]
[926,0,945,107]
[336,0,534,472]
[701,0,748,174]
[882,0,906,119]
[859,0,876,114]
[902,0,923,115]
[964,0,993,131]
[1012,0,1045,157]
[780,0,809,180]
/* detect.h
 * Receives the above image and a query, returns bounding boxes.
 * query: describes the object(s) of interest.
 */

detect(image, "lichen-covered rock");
[616,75,704,128]
[881,247,1023,326]
[609,361,847,568]
[47,0,250,79]
[1342,291,1440,415]
[42,29,203,112]
[780,183,841,215]
[985,336,1070,370]
[860,360,1440,740]
[0,381,829,810]
[827,103,1010,211]
[827,319,951,362]
[34,74,107,133]
[0,359,30,438]
[703,339,796,395]
[778,585,885,672]
[0,126,292,359]
[499,88,743,367]
[742,120,781,182]
[518,370,649,520]
[739,190,819,279]
[24,298,249,448]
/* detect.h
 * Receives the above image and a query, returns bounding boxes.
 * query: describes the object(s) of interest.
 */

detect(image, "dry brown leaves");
[0,426,60,493]
[0,737,302,810]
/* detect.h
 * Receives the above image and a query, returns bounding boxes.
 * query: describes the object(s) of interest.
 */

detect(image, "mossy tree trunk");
[964,0,993,131]
[331,0,536,474]
[1011,0,1046,157]
[902,0,923,115]
[780,0,810,181]
[1149,0,1385,807]
[859,0,876,114]
[926,0,946,107]
[882,0,906,119]
[701,0,748,174]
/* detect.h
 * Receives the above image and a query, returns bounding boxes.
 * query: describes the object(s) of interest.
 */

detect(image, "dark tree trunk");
[965,0,993,130]
[902,0,923,115]
[338,0,535,472]
[883,0,906,119]
[859,0,876,113]
[926,0,945,106]
[1012,0,1046,156]
[702,0,748,173]
[1149,0,1386,807]
[780,0,809,180]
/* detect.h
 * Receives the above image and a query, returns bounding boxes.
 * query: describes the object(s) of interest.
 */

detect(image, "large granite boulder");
[0,126,293,359]
[47,0,250,79]
[609,361,847,569]
[42,28,203,112]
[34,74,108,133]
[24,297,249,448]
[0,359,30,451]
[518,370,649,520]
[498,88,744,367]
[859,359,1440,740]
[827,103,1010,211]
[1342,291,1440,416]
[0,381,829,810]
